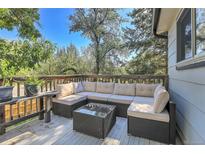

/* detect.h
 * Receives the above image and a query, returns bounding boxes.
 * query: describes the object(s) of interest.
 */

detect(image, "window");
[195,9,205,55]
[177,9,192,62]
[176,8,205,69]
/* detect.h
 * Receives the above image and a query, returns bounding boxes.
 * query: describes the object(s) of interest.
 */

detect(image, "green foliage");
[0,8,55,86]
[0,8,168,79]
[124,8,167,75]
[69,9,125,74]
[25,75,44,86]
[0,59,15,86]
[125,50,166,75]
[35,43,91,75]
[0,8,41,39]
[0,39,55,86]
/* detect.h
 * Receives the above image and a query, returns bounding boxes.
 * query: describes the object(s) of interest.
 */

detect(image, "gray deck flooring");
[0,114,182,145]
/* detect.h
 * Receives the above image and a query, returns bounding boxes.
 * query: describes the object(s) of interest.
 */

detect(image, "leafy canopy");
[124,8,167,75]
[69,8,125,74]
[35,43,91,75]
[0,39,55,85]
[0,9,55,85]
[0,8,41,39]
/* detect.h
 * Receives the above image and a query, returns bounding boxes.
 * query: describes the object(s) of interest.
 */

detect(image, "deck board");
[0,114,181,145]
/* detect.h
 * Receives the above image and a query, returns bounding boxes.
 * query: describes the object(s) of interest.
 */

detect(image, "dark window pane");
[182,10,192,59]
[177,9,192,61]
[196,9,205,55]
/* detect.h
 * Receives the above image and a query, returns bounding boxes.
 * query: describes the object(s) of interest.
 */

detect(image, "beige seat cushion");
[113,83,135,96]
[96,82,114,94]
[56,83,74,98]
[73,82,84,93]
[77,92,112,101]
[153,88,169,113]
[136,83,159,97]
[53,94,86,106]
[132,96,154,104]
[108,94,134,104]
[127,102,170,123]
[77,92,95,97]
[82,82,96,92]
[87,92,112,101]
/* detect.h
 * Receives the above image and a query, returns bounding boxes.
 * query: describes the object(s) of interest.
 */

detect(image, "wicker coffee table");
[73,103,116,139]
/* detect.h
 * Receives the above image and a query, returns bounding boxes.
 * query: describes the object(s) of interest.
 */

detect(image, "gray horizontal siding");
[168,52,176,68]
[168,19,205,144]
[169,78,205,114]
[168,40,176,58]
[169,79,205,144]
[168,66,205,85]
[175,107,205,144]
[168,21,176,47]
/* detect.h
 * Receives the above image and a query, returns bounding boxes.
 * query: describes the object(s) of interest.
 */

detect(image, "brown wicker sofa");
[52,81,176,144]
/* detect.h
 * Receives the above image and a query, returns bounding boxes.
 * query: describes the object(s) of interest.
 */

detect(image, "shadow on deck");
[0,114,182,145]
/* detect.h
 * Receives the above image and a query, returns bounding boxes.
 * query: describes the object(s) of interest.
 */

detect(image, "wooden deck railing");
[0,74,168,97]
[0,74,168,134]
[0,96,44,135]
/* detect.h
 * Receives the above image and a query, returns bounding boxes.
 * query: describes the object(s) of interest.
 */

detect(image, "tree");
[56,44,80,74]
[0,8,41,39]
[0,8,55,85]
[36,44,92,75]
[124,8,167,75]
[69,8,124,74]
[0,39,55,85]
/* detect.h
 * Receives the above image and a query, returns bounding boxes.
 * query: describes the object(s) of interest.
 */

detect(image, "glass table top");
[74,103,116,118]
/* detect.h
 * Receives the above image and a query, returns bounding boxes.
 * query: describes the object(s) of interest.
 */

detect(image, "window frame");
[176,8,205,70]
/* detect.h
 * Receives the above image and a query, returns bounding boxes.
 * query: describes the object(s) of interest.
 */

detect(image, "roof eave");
[152,8,168,39]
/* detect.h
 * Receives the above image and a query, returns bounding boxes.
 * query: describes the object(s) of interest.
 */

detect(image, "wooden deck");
[0,114,182,145]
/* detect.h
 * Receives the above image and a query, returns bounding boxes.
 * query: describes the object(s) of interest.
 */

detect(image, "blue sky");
[0,8,133,49]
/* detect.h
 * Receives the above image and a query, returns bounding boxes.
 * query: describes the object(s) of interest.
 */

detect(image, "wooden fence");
[0,74,168,134]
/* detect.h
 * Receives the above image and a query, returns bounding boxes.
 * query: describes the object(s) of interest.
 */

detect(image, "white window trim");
[176,53,205,68]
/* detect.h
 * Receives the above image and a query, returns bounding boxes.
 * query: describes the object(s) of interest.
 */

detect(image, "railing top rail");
[0,74,168,80]
[82,74,168,78]
[0,75,84,81]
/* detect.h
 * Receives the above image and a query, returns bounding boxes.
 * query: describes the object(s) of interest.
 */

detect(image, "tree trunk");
[95,42,100,75]
[96,51,100,75]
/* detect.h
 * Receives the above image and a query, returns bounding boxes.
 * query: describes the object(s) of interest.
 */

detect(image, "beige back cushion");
[136,83,159,97]
[153,88,169,113]
[56,83,74,98]
[154,85,165,98]
[82,82,96,92]
[113,83,135,96]
[73,82,84,93]
[96,82,114,94]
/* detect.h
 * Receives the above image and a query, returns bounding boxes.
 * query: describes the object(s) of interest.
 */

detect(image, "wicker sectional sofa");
[52,81,176,144]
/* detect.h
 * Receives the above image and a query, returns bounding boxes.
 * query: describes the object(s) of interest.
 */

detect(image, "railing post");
[45,97,52,123]
[39,97,44,120]
[0,105,6,135]
[169,101,176,144]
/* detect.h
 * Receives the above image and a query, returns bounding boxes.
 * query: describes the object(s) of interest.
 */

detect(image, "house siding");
[168,19,205,144]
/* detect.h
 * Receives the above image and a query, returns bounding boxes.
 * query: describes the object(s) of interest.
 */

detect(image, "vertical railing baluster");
[10,104,13,121]
[49,81,52,91]
[17,82,20,97]
[24,101,27,116]
[0,104,6,135]
[39,97,44,120]
[53,80,56,90]
[45,81,48,92]
[30,99,33,114]
[17,102,20,118]
[36,98,38,112]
